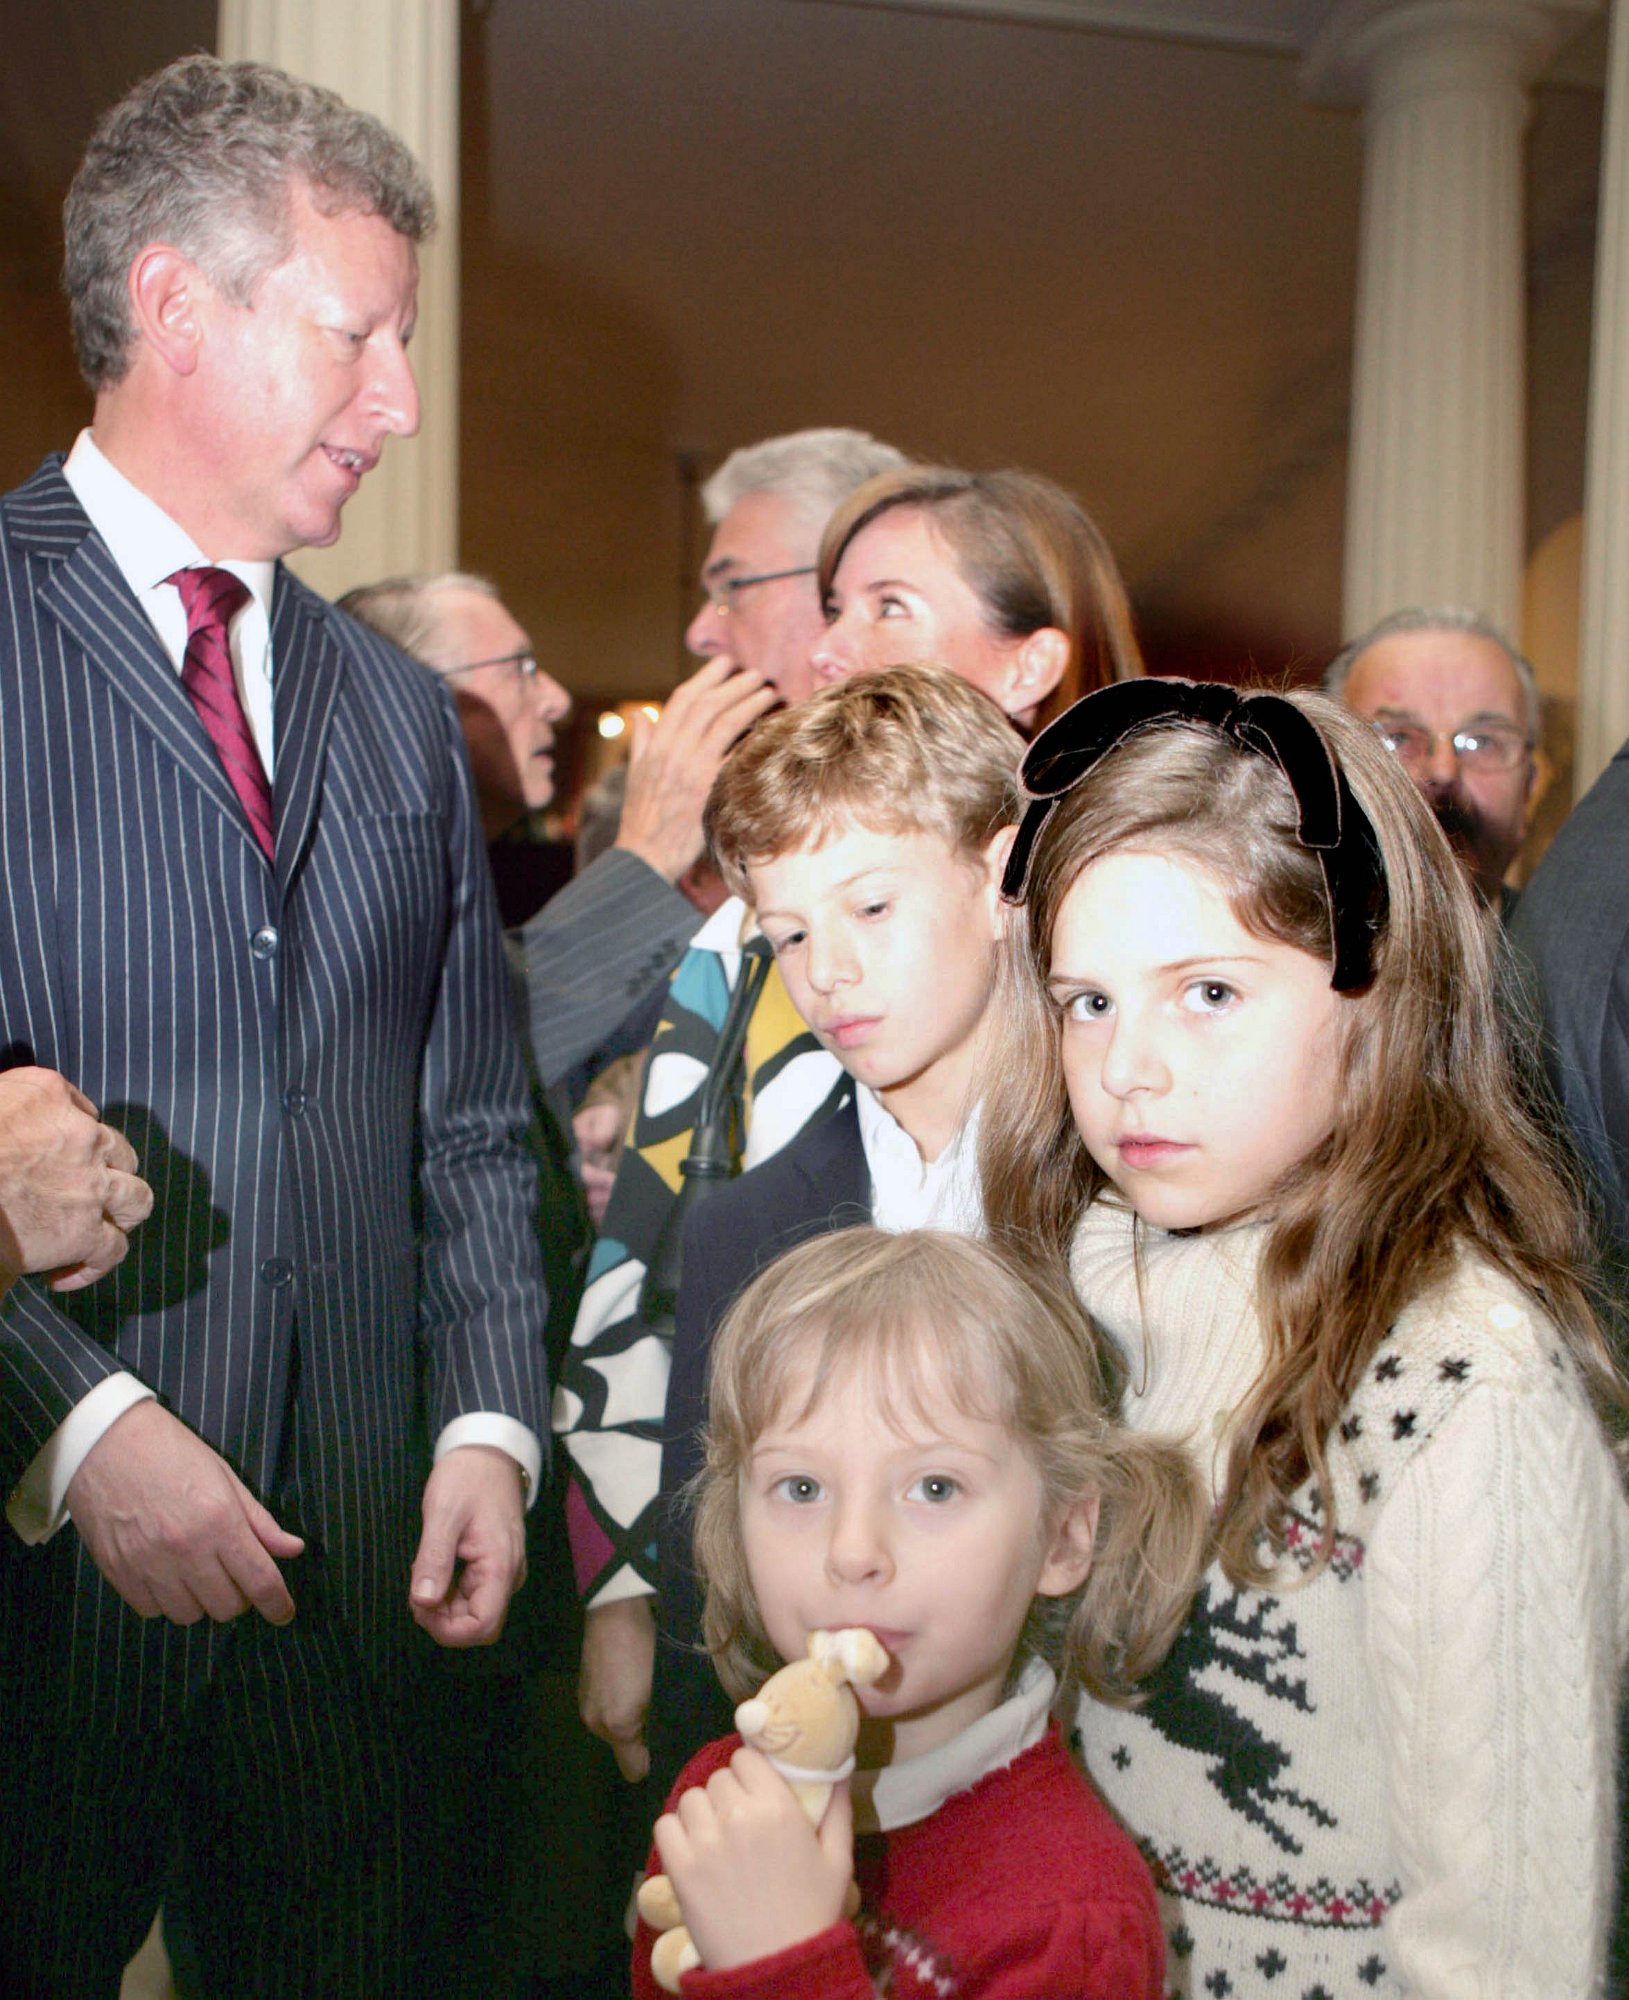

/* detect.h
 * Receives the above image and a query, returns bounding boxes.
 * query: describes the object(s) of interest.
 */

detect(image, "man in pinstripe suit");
[0,57,547,1997]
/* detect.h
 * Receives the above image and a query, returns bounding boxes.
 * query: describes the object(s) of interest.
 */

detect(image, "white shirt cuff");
[433,1414,543,1511]
[6,1373,157,1545]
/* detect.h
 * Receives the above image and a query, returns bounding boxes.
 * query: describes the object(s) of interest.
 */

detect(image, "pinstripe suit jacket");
[520,846,697,1094]
[0,457,547,1687]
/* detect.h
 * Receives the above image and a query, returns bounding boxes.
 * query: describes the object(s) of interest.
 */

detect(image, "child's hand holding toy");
[637,1627,891,1991]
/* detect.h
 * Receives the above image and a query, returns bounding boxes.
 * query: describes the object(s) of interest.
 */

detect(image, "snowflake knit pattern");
[1068,1202,1629,2000]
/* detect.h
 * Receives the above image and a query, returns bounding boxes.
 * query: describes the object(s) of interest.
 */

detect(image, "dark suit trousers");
[0,1546,426,2000]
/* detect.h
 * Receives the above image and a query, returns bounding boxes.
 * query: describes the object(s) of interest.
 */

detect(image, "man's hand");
[0,1067,154,1294]
[614,658,778,883]
[409,1443,527,1647]
[66,1398,305,1624]
[655,1747,854,1970]
[579,1592,656,1780]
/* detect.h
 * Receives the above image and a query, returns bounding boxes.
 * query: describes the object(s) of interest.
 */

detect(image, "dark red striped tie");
[168,566,274,861]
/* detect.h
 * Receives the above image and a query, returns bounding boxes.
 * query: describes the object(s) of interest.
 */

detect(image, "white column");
[217,0,460,596]
[1305,0,1597,639]
[1576,0,1629,794]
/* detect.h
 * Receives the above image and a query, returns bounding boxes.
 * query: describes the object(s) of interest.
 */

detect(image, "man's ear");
[127,245,207,377]
[1037,1493,1099,1598]
[1000,625,1070,724]
[1519,748,1544,830]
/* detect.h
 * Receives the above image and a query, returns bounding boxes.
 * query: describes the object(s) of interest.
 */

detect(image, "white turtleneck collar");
[850,1655,1055,1835]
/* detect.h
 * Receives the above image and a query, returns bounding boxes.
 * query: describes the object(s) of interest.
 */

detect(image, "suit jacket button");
[250,925,279,960]
[260,1257,293,1288]
[282,1088,306,1115]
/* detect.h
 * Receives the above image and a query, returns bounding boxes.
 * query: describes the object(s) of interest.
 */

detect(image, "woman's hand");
[653,1746,854,1971]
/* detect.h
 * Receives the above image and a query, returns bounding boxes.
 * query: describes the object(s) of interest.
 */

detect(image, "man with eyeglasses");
[558,428,909,1800]
[1325,607,1541,914]
[346,572,575,842]
[684,429,907,706]
[343,571,778,1102]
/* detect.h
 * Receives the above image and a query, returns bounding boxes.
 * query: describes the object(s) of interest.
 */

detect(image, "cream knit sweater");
[1069,1200,1629,2000]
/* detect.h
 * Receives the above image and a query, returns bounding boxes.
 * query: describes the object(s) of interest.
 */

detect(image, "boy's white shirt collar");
[857,1084,983,1236]
[694,896,986,1230]
[851,1655,1055,1834]
[62,429,277,772]
[690,892,754,976]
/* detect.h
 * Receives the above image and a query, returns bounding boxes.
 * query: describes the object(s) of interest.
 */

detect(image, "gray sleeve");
[518,847,699,1090]
[1508,752,1629,1348]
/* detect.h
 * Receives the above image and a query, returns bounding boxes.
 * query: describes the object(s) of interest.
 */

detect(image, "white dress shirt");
[856,1082,984,1236]
[6,433,538,1543]
[64,430,277,767]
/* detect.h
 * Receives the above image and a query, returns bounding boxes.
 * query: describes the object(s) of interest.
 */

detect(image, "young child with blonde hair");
[984,677,1629,1996]
[633,1225,1207,1999]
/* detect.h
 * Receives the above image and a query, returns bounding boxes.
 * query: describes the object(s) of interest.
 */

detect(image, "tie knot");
[168,565,251,639]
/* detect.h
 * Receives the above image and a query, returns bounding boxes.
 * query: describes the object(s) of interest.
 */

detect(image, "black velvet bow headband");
[1001,677,1386,993]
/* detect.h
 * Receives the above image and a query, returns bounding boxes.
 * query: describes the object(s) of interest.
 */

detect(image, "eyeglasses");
[700,565,817,616]
[1372,720,1531,775]
[440,649,541,681]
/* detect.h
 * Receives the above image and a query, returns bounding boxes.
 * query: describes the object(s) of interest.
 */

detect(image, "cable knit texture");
[1069,1201,1629,1999]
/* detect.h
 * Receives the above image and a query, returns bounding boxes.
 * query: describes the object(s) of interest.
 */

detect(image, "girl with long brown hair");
[982,677,1629,1998]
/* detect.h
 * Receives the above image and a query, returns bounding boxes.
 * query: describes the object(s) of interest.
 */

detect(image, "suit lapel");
[26,483,260,854]
[270,572,345,895]
[791,1089,870,1220]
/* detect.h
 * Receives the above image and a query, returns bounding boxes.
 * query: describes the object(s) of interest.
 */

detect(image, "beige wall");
[0,2,1605,718]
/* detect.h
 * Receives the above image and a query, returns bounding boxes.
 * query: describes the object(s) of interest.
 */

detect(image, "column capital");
[1303,0,1600,108]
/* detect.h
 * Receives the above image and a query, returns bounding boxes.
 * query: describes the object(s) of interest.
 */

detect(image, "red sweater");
[631,1721,1163,2000]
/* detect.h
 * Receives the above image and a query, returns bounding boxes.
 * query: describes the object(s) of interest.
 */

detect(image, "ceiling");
[0,0,1606,699]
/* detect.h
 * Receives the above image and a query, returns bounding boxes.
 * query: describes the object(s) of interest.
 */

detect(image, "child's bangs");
[1035,724,1335,971]
[784,791,934,861]
[717,1235,1030,1457]
[789,1298,1015,1445]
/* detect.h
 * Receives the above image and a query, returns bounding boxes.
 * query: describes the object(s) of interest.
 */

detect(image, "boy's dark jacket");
[649,1086,869,1800]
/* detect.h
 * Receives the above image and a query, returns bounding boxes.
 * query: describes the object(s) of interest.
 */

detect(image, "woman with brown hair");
[811,465,1142,733]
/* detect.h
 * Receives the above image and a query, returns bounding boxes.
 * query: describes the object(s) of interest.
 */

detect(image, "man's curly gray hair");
[64,53,434,392]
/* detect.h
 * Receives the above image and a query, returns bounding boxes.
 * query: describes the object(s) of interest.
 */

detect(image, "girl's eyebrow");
[1049,950,1266,986]
[751,1432,1002,1467]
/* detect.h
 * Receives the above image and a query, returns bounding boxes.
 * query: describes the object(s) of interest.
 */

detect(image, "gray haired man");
[685,427,907,707]
[559,427,908,1789]
[345,569,779,1090]
[1325,608,1541,913]
[0,56,545,1994]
